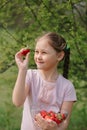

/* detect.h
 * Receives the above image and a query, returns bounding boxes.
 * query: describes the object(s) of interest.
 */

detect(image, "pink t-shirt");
[21,69,77,130]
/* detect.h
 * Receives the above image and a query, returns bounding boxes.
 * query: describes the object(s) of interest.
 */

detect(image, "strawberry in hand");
[39,110,68,125]
[40,110,47,118]
[21,48,30,56]
[15,47,30,70]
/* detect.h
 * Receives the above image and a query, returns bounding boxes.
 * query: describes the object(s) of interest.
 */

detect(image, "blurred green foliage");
[0,0,87,130]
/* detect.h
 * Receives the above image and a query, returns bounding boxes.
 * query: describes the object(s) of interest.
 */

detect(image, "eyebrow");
[35,48,49,52]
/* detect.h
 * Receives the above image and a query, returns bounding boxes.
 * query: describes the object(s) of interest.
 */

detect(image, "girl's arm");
[12,49,30,107]
[35,101,74,130]
[58,101,74,130]
[12,69,29,107]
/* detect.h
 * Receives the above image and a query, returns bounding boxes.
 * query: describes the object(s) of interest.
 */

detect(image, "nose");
[37,53,42,60]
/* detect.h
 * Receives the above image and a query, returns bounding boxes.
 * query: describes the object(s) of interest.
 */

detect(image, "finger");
[15,51,23,60]
[35,114,49,129]
[15,48,27,58]
[25,52,30,61]
[34,120,41,128]
[20,48,27,52]
[15,53,23,63]
[48,120,57,128]
[35,113,42,122]
[35,114,44,125]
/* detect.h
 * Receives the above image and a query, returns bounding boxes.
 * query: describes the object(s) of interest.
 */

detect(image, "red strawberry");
[45,115,51,120]
[48,111,56,118]
[21,48,30,56]
[40,110,68,125]
[61,113,67,120]
[40,110,47,118]
[54,117,62,124]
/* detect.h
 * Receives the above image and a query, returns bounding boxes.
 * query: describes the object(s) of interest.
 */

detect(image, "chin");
[37,66,42,69]
[36,65,44,70]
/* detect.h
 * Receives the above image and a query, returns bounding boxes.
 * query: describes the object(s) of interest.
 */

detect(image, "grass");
[0,66,22,130]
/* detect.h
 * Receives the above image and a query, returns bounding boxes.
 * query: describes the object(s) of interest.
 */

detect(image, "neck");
[38,68,59,82]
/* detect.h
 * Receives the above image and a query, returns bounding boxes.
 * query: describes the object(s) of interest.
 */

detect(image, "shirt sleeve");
[64,82,77,102]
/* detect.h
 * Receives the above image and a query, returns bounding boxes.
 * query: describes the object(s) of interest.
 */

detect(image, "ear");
[57,51,65,61]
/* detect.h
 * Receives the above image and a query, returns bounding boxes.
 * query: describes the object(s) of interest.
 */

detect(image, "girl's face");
[34,38,59,71]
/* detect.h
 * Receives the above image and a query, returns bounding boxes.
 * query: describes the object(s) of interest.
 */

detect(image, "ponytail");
[63,46,70,79]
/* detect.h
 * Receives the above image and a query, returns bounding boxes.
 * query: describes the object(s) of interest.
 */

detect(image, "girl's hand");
[35,113,58,130]
[15,48,30,70]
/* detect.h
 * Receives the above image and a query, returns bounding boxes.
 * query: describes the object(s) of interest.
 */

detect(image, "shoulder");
[26,69,40,81]
[58,75,77,101]
[25,69,39,87]
[59,74,74,86]
[27,69,38,75]
[58,74,76,93]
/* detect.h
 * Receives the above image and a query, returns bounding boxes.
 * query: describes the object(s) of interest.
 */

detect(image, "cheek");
[46,55,57,62]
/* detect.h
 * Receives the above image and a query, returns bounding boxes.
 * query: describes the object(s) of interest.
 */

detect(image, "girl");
[12,32,77,130]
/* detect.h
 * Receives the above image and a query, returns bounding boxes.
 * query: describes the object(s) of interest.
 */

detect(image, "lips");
[36,61,45,68]
[36,60,44,64]
[37,61,44,64]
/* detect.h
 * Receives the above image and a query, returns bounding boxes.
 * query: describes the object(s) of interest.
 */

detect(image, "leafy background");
[0,0,87,130]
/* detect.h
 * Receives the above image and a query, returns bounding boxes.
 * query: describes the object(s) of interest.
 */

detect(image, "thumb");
[25,52,30,63]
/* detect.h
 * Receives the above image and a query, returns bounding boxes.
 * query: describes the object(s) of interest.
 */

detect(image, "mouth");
[37,61,44,64]
[36,60,44,64]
